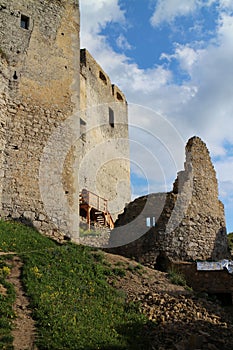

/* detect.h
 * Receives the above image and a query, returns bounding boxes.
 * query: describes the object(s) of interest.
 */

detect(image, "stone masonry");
[0,0,130,240]
[79,49,130,221]
[108,137,230,264]
[0,0,81,239]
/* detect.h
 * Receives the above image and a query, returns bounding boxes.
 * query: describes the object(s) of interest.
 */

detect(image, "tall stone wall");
[0,0,80,239]
[108,137,230,264]
[0,56,9,208]
[79,49,130,220]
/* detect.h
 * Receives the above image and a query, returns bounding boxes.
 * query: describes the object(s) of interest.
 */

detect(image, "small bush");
[167,269,187,286]
[112,267,126,277]
[128,263,144,274]
[228,232,233,250]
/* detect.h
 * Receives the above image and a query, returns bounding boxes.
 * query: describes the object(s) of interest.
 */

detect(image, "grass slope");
[0,221,149,350]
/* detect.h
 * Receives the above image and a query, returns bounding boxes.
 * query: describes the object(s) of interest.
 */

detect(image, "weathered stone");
[0,1,130,241]
[108,136,230,263]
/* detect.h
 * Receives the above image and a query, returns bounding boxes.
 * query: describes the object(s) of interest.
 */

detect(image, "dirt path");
[7,256,37,350]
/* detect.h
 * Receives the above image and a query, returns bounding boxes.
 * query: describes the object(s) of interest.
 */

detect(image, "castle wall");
[79,49,131,220]
[0,57,9,208]
[0,0,80,239]
[108,137,230,264]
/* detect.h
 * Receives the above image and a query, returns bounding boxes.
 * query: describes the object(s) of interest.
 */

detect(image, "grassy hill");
[0,220,149,350]
[1,221,233,350]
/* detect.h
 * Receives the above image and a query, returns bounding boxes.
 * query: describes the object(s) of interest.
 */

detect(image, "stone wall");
[108,137,230,263]
[173,261,233,295]
[0,2,130,240]
[0,0,80,239]
[79,49,131,221]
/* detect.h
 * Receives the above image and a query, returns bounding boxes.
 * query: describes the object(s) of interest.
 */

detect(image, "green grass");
[79,227,103,237]
[167,268,188,287]
[0,220,151,350]
[228,232,233,251]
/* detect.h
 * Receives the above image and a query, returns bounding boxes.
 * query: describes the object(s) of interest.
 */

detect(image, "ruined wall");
[173,261,233,295]
[79,49,131,220]
[0,0,80,239]
[108,137,230,263]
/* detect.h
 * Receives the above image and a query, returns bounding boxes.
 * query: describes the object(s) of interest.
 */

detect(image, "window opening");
[99,71,107,84]
[20,15,30,30]
[80,118,86,142]
[109,108,114,128]
[116,92,123,101]
[13,71,18,80]
[152,217,156,226]
[146,217,156,227]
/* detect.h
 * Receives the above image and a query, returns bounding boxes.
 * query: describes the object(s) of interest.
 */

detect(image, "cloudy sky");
[79,0,233,232]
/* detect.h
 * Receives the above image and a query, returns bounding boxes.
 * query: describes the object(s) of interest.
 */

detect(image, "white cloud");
[219,0,233,11]
[150,0,199,27]
[80,0,233,154]
[79,0,233,226]
[161,43,201,74]
[150,0,219,27]
[80,0,125,46]
[150,0,233,27]
[116,34,132,51]
[215,157,233,184]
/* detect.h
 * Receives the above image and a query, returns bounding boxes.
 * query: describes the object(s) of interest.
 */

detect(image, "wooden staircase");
[79,189,114,230]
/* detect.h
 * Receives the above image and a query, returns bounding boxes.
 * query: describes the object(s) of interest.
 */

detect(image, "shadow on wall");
[211,227,231,260]
[85,318,233,350]
[12,216,36,229]
[11,215,70,243]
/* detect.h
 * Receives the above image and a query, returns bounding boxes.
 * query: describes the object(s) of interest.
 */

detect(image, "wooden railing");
[80,189,108,213]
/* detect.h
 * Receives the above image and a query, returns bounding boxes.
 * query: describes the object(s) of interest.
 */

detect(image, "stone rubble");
[137,291,233,350]
[105,253,233,350]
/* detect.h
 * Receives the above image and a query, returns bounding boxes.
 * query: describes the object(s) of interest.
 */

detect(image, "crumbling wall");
[108,137,230,263]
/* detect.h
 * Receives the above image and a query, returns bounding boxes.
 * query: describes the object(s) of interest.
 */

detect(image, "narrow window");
[152,217,156,226]
[80,118,86,142]
[146,217,156,227]
[99,71,107,84]
[13,71,18,80]
[20,15,30,30]
[116,92,123,101]
[109,108,114,128]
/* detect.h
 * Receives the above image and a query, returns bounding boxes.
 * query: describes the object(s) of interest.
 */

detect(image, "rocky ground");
[105,253,233,350]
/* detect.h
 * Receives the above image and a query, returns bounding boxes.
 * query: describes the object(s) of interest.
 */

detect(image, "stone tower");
[0,0,80,239]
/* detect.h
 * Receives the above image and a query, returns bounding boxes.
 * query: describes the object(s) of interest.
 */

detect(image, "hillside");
[0,221,233,350]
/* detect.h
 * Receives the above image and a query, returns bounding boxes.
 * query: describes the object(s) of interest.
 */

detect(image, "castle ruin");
[108,137,230,264]
[0,2,230,264]
[0,0,130,240]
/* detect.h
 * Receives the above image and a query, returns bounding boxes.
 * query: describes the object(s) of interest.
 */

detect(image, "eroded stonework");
[109,136,230,263]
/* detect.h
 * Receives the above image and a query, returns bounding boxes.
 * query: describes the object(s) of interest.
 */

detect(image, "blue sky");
[80,0,233,232]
